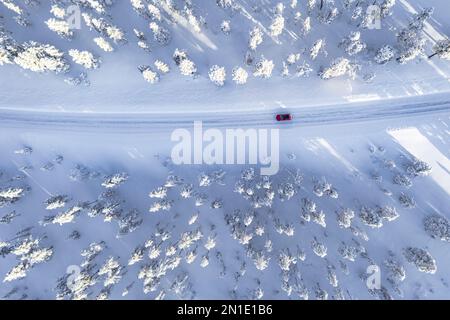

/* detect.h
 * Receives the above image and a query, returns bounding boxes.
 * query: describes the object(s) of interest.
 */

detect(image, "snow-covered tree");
[46,18,73,39]
[173,49,197,76]
[336,208,355,228]
[249,27,263,51]
[69,49,101,69]
[45,195,69,210]
[232,66,248,85]
[359,206,383,228]
[14,42,69,73]
[397,8,433,64]
[319,57,357,80]
[149,22,171,46]
[429,39,450,60]
[375,45,396,64]
[94,37,114,52]
[399,193,416,208]
[221,20,231,35]
[269,4,285,37]
[311,237,327,258]
[340,31,366,56]
[310,39,326,60]
[102,173,128,188]
[406,158,432,177]
[254,57,274,78]
[381,0,396,18]
[403,247,437,274]
[154,60,170,74]
[208,65,226,87]
[424,214,450,242]
[139,65,160,84]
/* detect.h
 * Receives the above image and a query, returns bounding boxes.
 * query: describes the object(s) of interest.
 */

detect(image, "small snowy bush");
[69,49,101,69]
[14,42,69,73]
[403,247,437,274]
[139,65,160,84]
[424,214,450,242]
[254,58,274,78]
[208,65,226,86]
[249,27,263,51]
[232,67,248,85]
[94,37,114,52]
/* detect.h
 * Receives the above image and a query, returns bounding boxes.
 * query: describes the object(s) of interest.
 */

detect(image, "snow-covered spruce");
[14,42,69,74]
[249,27,263,51]
[208,65,226,87]
[139,65,160,84]
[424,214,450,242]
[46,18,73,39]
[319,57,359,80]
[403,247,437,274]
[375,45,396,65]
[254,57,274,79]
[69,49,101,69]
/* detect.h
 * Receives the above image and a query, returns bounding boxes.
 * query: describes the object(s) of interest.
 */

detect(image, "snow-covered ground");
[1,0,450,300]
[1,109,449,300]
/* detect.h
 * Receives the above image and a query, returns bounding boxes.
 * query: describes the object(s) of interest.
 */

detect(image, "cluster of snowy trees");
[2,0,449,88]
[0,138,446,299]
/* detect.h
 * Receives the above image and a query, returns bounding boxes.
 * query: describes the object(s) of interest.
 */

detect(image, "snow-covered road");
[1,93,450,133]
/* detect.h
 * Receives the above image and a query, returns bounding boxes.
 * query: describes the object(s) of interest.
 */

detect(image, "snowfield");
[0,0,450,300]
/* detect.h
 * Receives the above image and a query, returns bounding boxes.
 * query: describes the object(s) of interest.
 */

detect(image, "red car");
[276,113,293,122]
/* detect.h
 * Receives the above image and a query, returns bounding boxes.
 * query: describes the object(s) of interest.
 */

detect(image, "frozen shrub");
[14,42,69,73]
[139,65,160,84]
[94,37,114,52]
[208,65,226,86]
[336,208,355,228]
[314,284,328,300]
[310,39,325,60]
[319,57,355,80]
[403,247,437,274]
[149,22,171,46]
[424,214,450,242]
[249,27,263,51]
[232,67,248,85]
[375,45,395,64]
[254,57,274,78]
[179,59,197,76]
[102,173,128,189]
[253,251,270,271]
[381,0,396,18]
[399,193,416,208]
[338,243,358,262]
[396,9,432,64]
[3,262,30,282]
[393,174,412,187]
[269,8,285,37]
[149,199,173,213]
[69,49,101,69]
[340,31,366,56]
[278,249,296,271]
[45,195,68,210]
[359,206,383,228]
[377,206,399,222]
[221,20,231,35]
[384,258,406,283]
[406,159,432,177]
[154,60,170,74]
[46,18,73,39]
[429,39,450,60]
[311,237,327,258]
